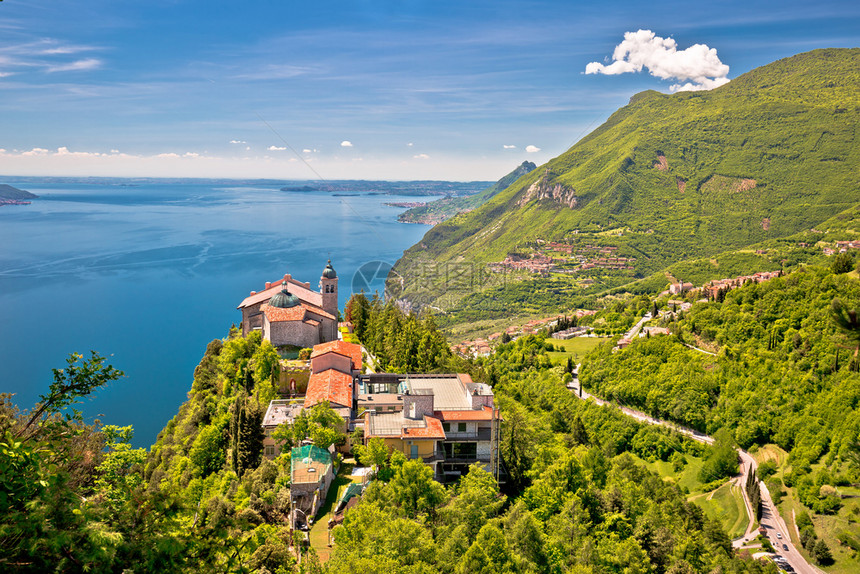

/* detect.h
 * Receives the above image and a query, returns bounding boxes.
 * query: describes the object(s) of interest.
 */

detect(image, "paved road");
[568,368,818,574]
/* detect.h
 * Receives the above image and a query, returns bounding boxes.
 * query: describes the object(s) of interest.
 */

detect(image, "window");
[388,406,396,411]
[264,445,275,456]
[442,422,450,432]
[458,423,467,432]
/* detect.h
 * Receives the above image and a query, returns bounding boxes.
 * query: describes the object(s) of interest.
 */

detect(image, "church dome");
[269,281,300,308]
[322,260,337,279]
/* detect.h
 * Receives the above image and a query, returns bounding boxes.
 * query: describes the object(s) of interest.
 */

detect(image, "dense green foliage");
[582,265,860,468]
[2,303,778,572]
[324,334,770,574]
[581,264,860,536]
[394,48,860,323]
[346,292,451,371]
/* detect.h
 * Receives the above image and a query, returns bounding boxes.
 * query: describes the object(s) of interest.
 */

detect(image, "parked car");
[783,543,789,551]
[777,532,782,539]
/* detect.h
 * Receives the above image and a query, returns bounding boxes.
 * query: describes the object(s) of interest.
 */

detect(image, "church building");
[237,261,339,349]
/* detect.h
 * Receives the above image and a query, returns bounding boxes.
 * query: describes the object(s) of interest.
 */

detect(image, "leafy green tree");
[389,459,447,519]
[832,252,854,274]
[459,522,517,574]
[95,425,146,513]
[813,538,834,565]
[356,436,389,471]
[18,351,124,441]
[832,297,860,369]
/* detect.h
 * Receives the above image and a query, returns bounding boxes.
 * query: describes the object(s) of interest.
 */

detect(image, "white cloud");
[525,145,541,153]
[110,149,120,154]
[21,147,50,156]
[245,146,250,151]
[267,145,287,151]
[45,58,102,73]
[407,142,414,147]
[503,144,516,149]
[413,153,430,160]
[585,30,730,92]
[302,148,314,153]
[229,140,246,144]
[340,140,353,147]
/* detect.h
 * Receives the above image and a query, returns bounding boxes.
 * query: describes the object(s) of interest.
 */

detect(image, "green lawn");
[547,337,609,365]
[628,453,750,538]
[690,482,749,539]
[308,462,359,563]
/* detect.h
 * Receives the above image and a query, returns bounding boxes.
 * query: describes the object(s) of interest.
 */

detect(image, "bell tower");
[320,260,338,317]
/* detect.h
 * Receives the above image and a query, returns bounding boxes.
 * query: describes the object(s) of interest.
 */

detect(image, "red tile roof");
[238,275,323,309]
[458,373,473,384]
[311,341,362,370]
[264,304,306,322]
[434,406,494,421]
[401,416,446,439]
[305,368,353,409]
[263,302,335,323]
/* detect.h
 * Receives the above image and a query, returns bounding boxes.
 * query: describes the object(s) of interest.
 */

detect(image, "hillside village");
[239,263,502,533]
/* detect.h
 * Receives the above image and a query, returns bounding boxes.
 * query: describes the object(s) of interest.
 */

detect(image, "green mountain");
[393,49,860,321]
[398,161,537,224]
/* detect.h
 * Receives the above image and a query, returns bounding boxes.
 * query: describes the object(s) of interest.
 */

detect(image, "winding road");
[568,366,820,574]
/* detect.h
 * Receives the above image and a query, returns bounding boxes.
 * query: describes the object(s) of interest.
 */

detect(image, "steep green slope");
[398,161,536,224]
[394,48,860,316]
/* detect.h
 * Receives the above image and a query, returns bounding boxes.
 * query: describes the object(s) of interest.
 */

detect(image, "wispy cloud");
[503,144,516,149]
[413,153,430,159]
[46,58,102,73]
[229,140,246,144]
[585,30,729,92]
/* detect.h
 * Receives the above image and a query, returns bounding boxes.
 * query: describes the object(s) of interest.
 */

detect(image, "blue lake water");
[0,178,449,447]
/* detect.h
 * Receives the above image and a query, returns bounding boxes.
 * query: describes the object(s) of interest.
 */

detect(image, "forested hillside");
[2,303,775,572]
[580,263,860,569]
[393,48,860,325]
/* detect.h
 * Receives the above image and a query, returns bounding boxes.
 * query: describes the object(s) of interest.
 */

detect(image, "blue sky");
[1,0,858,180]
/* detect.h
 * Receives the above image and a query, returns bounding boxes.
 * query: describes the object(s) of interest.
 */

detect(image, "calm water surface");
[0,179,436,446]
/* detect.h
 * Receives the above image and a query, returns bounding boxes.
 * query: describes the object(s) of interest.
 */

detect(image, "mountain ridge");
[392,48,860,320]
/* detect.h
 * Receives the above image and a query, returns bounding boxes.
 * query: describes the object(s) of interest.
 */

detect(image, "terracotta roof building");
[362,373,500,483]
[237,261,339,349]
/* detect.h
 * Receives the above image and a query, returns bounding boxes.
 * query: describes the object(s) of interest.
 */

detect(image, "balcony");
[422,450,446,464]
[442,428,492,442]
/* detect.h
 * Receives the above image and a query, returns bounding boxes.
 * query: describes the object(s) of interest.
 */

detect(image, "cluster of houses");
[487,242,635,276]
[451,313,591,357]
[666,270,783,301]
[487,254,555,274]
[701,271,782,299]
[578,256,635,271]
[822,240,860,256]
[241,264,501,531]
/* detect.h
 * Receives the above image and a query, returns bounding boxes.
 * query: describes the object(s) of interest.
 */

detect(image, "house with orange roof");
[304,340,362,423]
[237,261,340,349]
[310,340,362,373]
[361,373,500,483]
